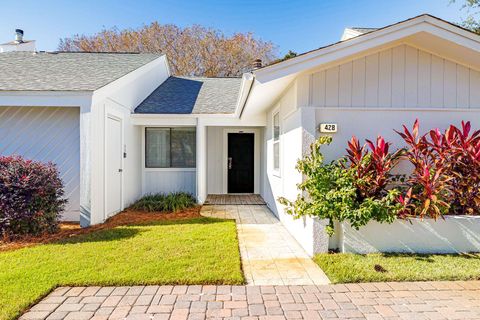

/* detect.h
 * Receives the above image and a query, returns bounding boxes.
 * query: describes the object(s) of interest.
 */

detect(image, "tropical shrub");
[130,192,197,212]
[280,119,479,235]
[445,122,480,215]
[396,120,480,217]
[0,155,67,238]
[345,135,403,199]
[279,136,400,235]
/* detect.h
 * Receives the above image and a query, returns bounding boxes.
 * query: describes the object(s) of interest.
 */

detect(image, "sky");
[0,0,468,55]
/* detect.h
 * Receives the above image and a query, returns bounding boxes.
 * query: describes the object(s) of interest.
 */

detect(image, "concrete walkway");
[200,205,330,286]
[21,282,480,320]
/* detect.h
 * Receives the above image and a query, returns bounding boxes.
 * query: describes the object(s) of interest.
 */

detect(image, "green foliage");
[452,0,480,33]
[129,192,197,212]
[278,136,399,236]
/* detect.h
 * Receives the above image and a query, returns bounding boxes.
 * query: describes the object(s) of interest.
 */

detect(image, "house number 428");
[319,123,338,133]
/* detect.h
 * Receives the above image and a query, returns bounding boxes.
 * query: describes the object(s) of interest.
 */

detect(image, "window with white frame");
[145,127,196,168]
[273,112,280,173]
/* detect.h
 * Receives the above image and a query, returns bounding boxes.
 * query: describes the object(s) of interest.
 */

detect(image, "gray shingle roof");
[0,52,161,91]
[135,76,242,114]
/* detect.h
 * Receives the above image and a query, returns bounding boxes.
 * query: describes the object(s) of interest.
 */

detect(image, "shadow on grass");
[53,217,230,245]
[377,252,480,261]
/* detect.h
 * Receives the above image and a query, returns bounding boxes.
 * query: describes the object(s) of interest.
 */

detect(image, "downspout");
[236,72,255,119]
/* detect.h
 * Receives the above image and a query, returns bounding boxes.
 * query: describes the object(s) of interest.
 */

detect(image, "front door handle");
[228,157,232,170]
[118,169,123,173]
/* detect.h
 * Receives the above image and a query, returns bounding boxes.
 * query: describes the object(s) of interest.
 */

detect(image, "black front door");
[228,133,254,193]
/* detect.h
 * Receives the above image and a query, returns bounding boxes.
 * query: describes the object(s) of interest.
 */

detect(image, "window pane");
[146,128,170,168]
[273,113,280,141]
[171,128,196,168]
[273,142,280,171]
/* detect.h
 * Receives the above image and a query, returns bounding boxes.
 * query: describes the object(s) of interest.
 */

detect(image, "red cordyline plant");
[445,121,480,214]
[396,119,480,218]
[345,135,402,200]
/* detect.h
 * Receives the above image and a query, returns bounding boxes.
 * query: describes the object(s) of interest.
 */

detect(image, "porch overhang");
[130,113,266,127]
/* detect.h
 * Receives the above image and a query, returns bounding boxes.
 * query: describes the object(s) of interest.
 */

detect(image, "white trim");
[308,106,480,112]
[222,128,261,194]
[144,168,196,172]
[104,112,124,221]
[272,108,281,178]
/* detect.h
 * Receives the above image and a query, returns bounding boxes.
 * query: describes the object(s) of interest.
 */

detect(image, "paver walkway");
[22,282,480,320]
[200,205,330,286]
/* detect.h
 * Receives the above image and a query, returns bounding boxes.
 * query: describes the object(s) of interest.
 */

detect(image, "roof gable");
[242,14,480,116]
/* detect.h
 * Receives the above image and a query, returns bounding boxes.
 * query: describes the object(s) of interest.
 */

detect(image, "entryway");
[205,194,265,205]
[227,132,254,193]
[200,204,330,285]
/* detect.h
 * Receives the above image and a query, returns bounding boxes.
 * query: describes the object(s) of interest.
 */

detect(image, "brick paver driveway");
[21,281,480,320]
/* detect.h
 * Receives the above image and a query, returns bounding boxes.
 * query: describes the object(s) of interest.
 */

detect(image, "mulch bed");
[0,206,202,252]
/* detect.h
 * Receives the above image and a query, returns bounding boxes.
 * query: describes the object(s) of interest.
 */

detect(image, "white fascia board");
[131,112,266,127]
[92,55,170,111]
[234,73,255,118]
[0,91,92,109]
[254,15,480,83]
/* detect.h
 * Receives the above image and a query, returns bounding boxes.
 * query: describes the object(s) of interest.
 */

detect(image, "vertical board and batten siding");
[207,127,224,194]
[0,106,80,221]
[143,169,196,195]
[310,44,480,109]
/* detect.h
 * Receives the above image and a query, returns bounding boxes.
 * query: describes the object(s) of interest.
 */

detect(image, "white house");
[1,14,480,254]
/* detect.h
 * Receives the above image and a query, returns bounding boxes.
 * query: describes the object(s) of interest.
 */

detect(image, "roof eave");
[253,14,480,83]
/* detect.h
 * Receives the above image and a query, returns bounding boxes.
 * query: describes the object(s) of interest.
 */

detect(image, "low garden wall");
[329,216,480,254]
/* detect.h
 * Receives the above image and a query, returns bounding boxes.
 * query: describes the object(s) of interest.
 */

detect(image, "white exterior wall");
[336,216,480,254]
[263,81,330,256]
[302,46,480,253]
[142,124,197,196]
[310,44,480,109]
[0,93,92,226]
[143,169,196,195]
[87,56,170,225]
[0,106,80,221]
[262,42,480,255]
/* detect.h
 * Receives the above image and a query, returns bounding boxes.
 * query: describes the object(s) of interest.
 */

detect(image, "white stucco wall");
[333,216,480,254]
[314,109,480,163]
[262,82,330,256]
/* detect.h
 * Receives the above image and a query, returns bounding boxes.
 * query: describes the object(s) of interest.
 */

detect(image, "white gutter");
[235,72,255,118]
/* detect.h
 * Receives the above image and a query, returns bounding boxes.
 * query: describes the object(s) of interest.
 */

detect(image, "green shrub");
[278,136,399,235]
[130,192,196,212]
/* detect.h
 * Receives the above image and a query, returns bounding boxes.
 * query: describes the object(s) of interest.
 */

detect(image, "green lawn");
[315,252,480,283]
[0,218,243,320]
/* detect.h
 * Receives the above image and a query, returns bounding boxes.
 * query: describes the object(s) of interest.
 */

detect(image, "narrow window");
[273,112,280,173]
[145,127,196,168]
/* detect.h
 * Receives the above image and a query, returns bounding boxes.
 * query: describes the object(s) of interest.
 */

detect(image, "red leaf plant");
[396,119,480,218]
[345,135,402,200]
